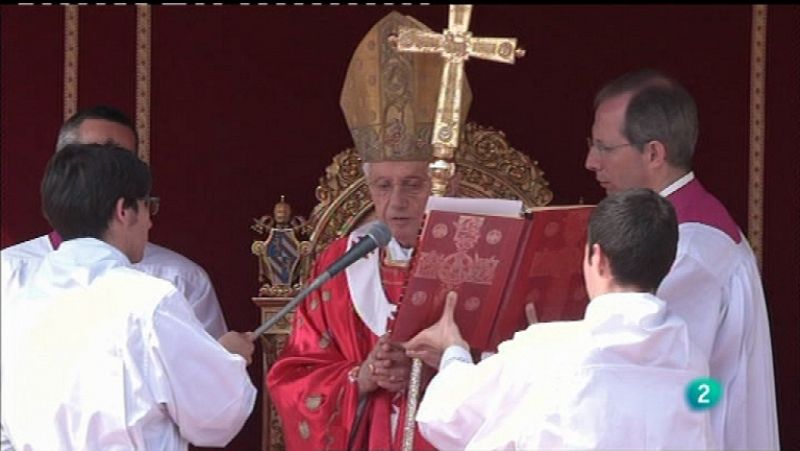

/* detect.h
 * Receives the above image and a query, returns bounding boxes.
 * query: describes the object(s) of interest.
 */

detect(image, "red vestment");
[266,235,435,450]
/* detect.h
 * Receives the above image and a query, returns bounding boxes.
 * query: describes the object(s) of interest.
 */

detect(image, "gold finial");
[274,195,292,227]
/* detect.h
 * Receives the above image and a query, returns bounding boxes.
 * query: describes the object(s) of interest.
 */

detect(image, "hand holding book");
[390,197,593,353]
[404,291,468,368]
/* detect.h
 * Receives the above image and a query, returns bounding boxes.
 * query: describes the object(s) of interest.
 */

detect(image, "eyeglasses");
[586,137,636,153]
[367,177,429,197]
[142,196,160,216]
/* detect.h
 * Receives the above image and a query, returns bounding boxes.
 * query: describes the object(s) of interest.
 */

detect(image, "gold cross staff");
[390,4,525,196]
[391,7,525,450]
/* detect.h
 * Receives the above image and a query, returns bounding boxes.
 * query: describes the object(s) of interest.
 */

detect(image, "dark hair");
[41,143,151,240]
[594,68,698,170]
[588,188,678,293]
[56,105,138,152]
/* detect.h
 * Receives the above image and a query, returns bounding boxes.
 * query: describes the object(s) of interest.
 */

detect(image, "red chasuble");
[266,236,435,450]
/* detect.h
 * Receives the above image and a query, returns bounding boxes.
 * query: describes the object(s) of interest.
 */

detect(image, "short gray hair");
[56,105,138,152]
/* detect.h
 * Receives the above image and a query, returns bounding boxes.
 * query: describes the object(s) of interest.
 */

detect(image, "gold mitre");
[340,11,472,162]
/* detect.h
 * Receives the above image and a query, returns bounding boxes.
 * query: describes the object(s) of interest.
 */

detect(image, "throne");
[251,121,553,451]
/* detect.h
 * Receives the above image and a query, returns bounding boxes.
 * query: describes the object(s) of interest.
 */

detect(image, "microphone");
[321,221,393,281]
[251,221,392,339]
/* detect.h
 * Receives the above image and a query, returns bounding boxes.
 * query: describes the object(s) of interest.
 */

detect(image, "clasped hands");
[356,292,538,393]
[356,292,467,396]
[357,335,411,394]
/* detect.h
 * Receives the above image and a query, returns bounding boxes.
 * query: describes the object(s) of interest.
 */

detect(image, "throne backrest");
[301,121,554,282]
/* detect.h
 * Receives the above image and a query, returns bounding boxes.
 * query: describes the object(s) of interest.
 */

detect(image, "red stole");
[266,237,435,451]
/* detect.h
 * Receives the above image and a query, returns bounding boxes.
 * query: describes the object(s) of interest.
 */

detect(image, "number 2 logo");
[686,378,722,410]
[697,383,710,404]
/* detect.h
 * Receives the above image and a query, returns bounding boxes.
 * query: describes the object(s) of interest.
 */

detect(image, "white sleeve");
[1,254,27,303]
[135,246,229,339]
[657,228,779,449]
[0,255,12,300]
[1,419,15,451]
[439,345,473,369]
[145,291,256,447]
[179,268,228,339]
[416,349,518,450]
[657,248,724,360]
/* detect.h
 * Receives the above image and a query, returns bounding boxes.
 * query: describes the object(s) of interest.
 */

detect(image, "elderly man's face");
[366,160,431,247]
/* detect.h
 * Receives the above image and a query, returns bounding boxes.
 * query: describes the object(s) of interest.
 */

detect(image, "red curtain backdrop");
[763,5,800,440]
[2,5,798,448]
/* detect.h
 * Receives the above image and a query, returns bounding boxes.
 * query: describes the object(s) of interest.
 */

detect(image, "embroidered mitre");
[339,11,472,162]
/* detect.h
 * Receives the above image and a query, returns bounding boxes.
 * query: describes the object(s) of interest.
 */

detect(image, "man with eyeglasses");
[1,143,256,450]
[585,68,779,450]
[266,12,465,450]
[0,105,228,339]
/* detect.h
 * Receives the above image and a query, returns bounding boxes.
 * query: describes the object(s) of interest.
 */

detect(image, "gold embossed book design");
[392,199,594,352]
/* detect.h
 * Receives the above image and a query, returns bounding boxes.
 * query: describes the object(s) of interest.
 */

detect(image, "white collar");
[385,239,414,262]
[344,221,398,336]
[659,171,694,197]
[585,292,666,327]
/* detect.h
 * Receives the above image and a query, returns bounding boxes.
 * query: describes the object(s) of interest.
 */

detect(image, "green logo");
[686,377,722,410]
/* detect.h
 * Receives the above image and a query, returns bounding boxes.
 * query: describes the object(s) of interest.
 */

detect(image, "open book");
[391,197,595,352]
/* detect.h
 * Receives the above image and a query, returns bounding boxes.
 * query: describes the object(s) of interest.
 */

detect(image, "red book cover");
[487,206,593,350]
[391,202,594,353]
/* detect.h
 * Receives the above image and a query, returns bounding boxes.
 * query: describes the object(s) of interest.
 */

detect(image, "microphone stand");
[251,223,390,340]
[250,272,332,340]
[346,394,369,450]
[251,258,370,450]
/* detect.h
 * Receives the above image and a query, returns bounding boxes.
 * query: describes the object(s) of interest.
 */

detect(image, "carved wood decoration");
[306,122,553,262]
[250,298,294,451]
[251,121,552,450]
[457,122,553,207]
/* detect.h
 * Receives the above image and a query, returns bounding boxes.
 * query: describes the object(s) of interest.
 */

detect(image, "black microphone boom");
[251,221,392,338]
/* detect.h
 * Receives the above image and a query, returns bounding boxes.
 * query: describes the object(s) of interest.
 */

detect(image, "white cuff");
[440,345,473,370]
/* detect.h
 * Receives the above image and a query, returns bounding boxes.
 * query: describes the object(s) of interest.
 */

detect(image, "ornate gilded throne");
[250,121,553,451]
